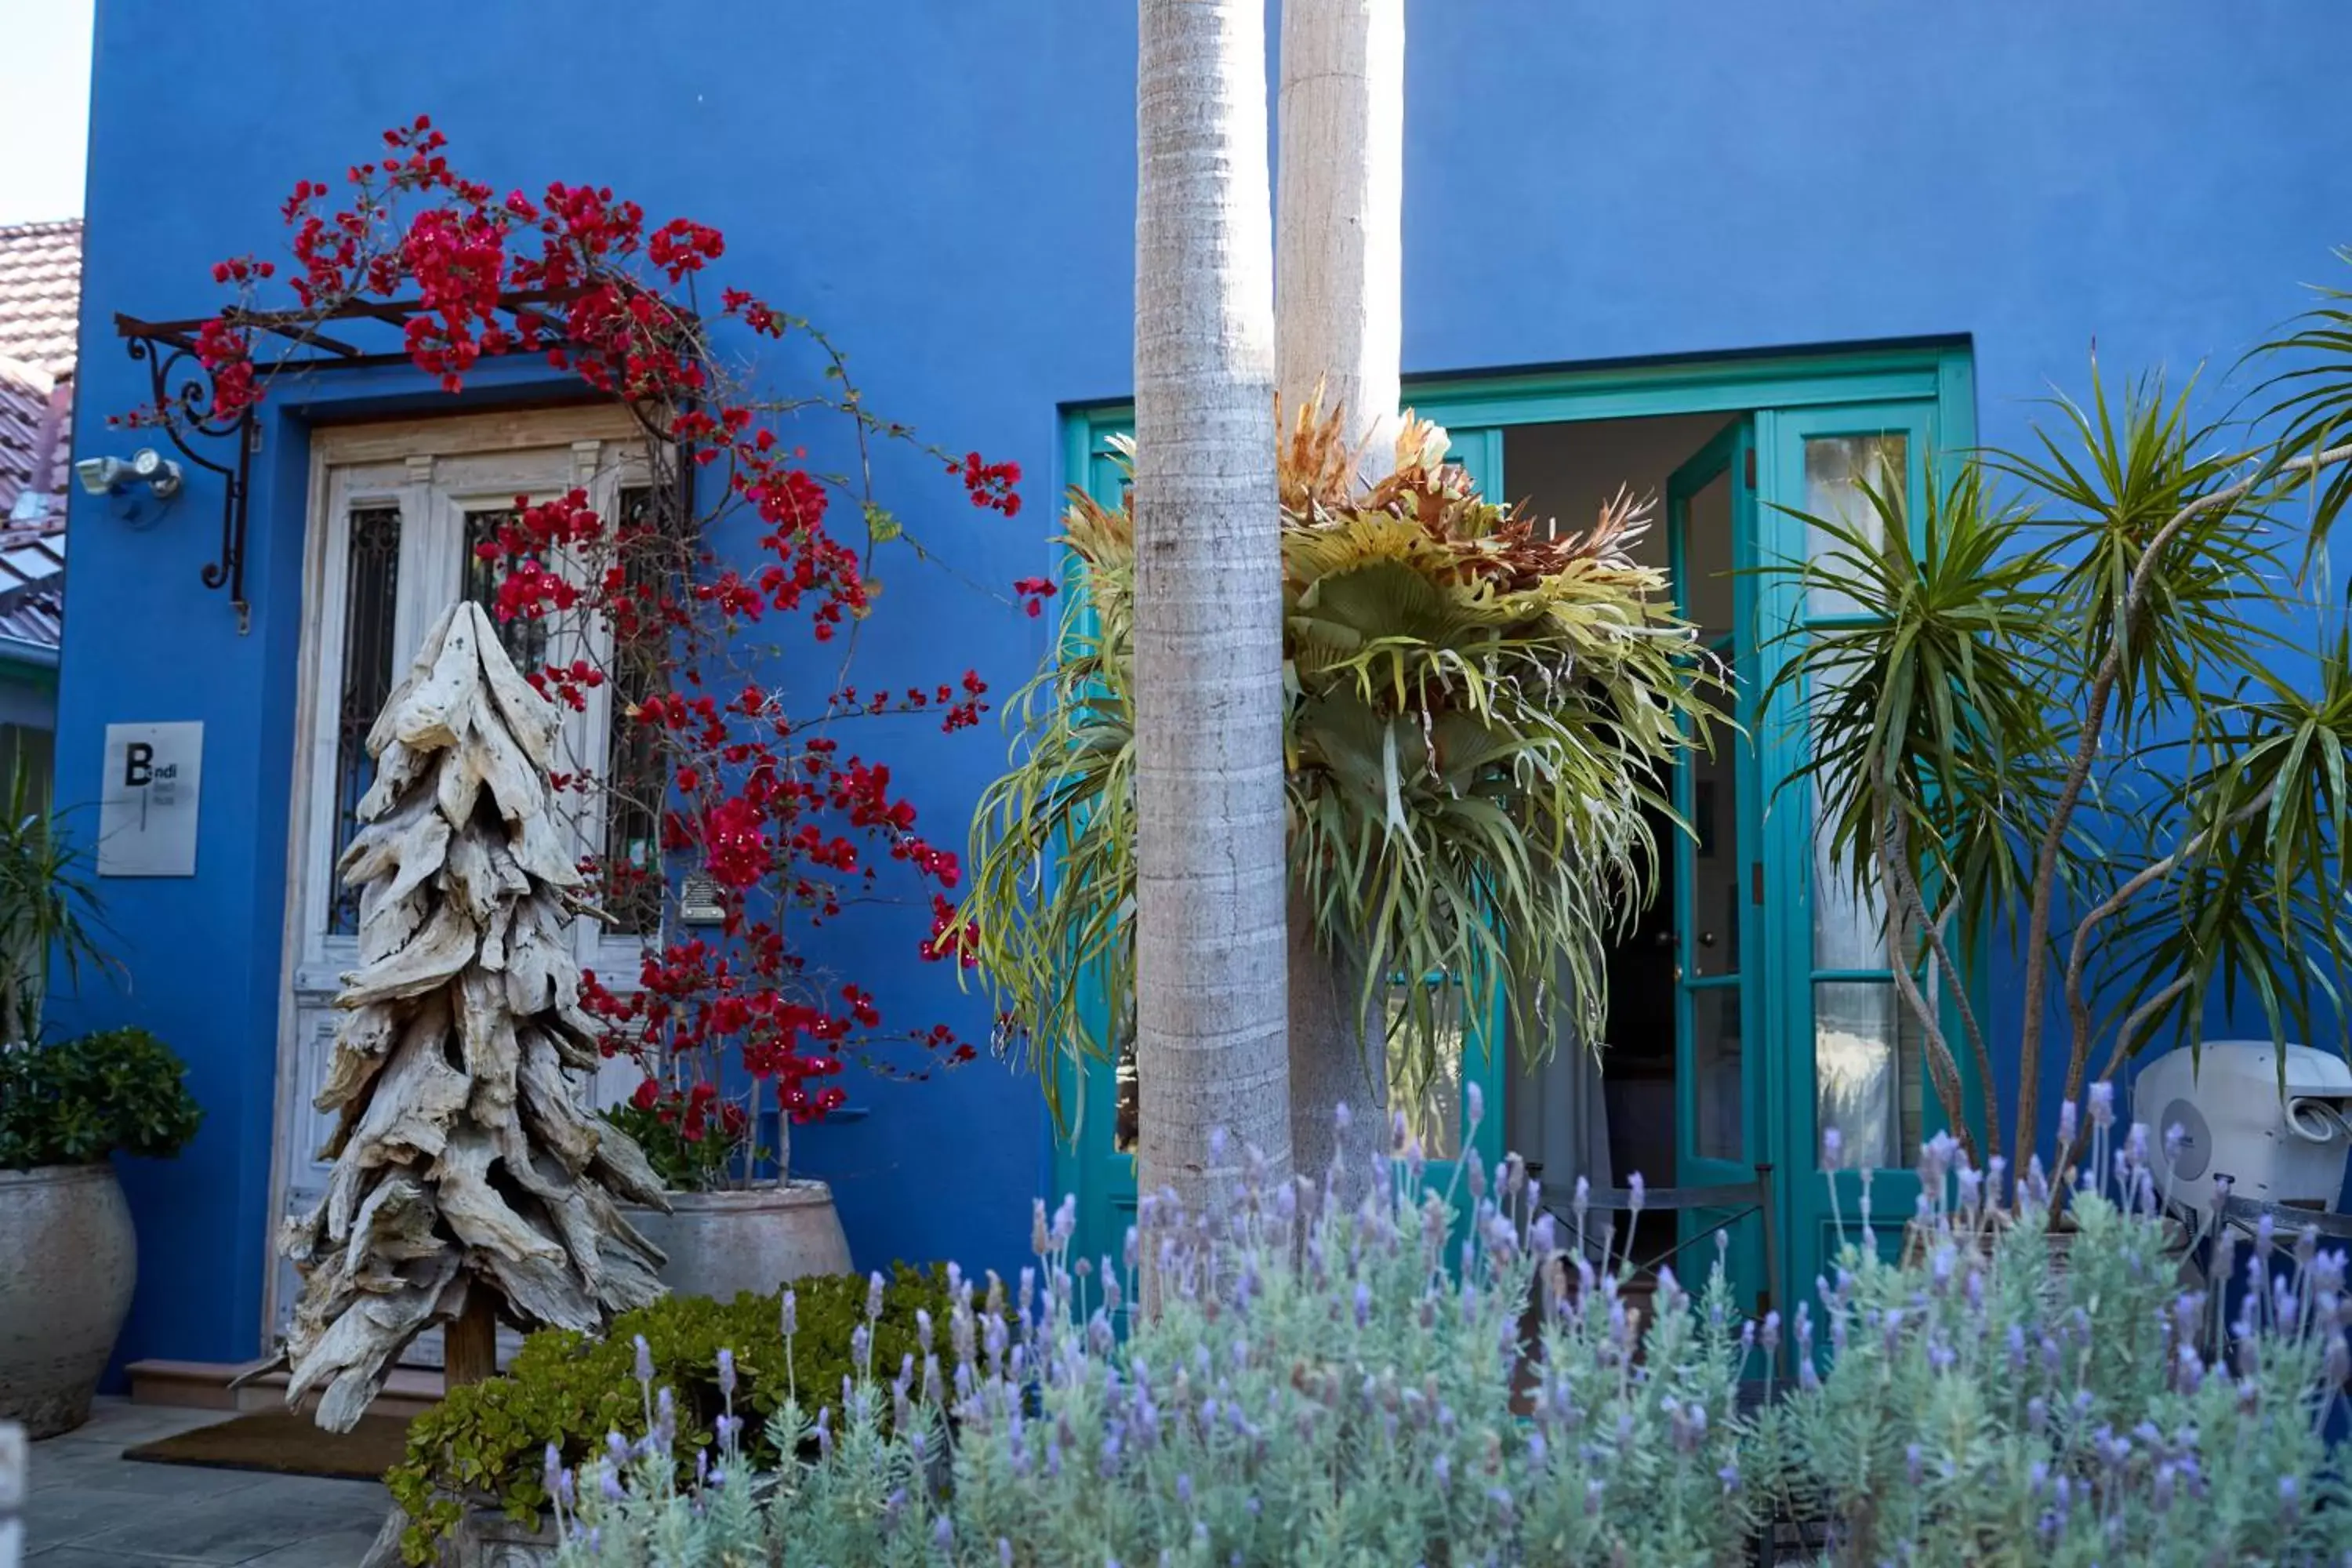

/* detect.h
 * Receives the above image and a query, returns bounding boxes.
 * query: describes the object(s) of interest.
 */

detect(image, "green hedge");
[386,1264,951,1563]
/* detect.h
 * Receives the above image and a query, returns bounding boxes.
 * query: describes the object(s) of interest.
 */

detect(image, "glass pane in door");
[327,505,403,935]
[1690,986,1744,1163]
[1386,978,1467,1160]
[463,506,551,674]
[1801,434,1907,618]
[1799,426,1926,1169]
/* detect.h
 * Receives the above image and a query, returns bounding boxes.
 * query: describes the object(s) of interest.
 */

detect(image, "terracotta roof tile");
[0,220,82,373]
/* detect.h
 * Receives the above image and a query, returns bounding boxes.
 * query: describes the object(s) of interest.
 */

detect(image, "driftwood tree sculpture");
[280,601,670,1432]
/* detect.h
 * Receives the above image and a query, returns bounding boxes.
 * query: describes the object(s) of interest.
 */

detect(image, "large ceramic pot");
[0,1163,138,1437]
[624,1180,852,1301]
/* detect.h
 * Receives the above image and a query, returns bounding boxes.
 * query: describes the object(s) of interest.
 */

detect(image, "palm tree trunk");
[1287,891,1386,1189]
[1276,0,1404,1174]
[1276,0,1404,476]
[1133,0,1293,1221]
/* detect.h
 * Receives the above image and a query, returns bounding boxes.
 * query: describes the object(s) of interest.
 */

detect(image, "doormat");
[122,1407,412,1482]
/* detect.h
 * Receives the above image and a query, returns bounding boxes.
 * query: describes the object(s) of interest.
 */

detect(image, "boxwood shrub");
[385,1263,951,1563]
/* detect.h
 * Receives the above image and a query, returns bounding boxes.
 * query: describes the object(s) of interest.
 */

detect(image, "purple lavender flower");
[780,1289,797,1339]
[2089,1081,2114,1130]
[632,1334,653,1388]
[716,1347,735,1401]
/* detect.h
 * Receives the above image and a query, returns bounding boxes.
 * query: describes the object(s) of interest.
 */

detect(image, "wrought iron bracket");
[116,314,263,633]
[114,287,641,635]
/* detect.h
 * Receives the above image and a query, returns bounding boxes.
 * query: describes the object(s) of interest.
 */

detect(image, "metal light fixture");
[74,448,183,501]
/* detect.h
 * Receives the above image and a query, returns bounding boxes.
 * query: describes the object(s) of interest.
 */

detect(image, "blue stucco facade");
[56,1,2352,1370]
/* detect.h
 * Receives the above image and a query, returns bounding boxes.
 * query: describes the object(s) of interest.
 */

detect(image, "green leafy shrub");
[0,1028,203,1169]
[385,1264,951,1563]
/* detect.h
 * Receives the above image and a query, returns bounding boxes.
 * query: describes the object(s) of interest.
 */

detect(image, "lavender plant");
[551,1097,1754,1566]
[545,1098,2348,1566]
[1754,1100,2351,1567]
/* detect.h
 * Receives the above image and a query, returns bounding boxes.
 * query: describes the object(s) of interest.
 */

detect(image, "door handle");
[1698,931,1717,948]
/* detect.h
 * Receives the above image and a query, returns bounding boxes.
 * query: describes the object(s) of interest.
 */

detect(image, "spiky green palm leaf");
[1765,462,2064,964]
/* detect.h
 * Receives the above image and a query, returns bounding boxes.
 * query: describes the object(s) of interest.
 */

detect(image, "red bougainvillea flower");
[153,118,1016,1131]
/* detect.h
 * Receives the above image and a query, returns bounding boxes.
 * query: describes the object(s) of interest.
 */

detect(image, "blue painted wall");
[58,0,2352,1367]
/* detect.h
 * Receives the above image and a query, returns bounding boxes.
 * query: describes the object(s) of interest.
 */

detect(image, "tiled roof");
[0,515,64,651]
[0,222,81,659]
[0,357,71,518]
[0,220,82,374]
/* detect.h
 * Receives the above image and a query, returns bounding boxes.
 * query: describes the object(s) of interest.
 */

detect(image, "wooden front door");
[264,408,655,1348]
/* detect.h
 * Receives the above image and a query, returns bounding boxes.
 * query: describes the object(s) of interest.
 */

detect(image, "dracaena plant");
[1769,249,2352,1167]
[967,407,1721,1127]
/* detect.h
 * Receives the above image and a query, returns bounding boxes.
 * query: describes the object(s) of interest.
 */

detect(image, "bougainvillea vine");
[140,116,1025,1178]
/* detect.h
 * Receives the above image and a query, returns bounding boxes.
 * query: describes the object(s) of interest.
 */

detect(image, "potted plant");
[598,1074,851,1301]
[0,772,202,1436]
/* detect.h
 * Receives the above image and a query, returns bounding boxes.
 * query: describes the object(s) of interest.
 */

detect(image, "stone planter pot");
[625,1180,852,1301]
[0,1163,138,1438]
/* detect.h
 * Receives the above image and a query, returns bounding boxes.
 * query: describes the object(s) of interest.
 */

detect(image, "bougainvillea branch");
[145,117,1021,1180]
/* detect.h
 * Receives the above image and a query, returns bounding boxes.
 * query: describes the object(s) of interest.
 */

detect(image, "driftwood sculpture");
[280,601,670,1432]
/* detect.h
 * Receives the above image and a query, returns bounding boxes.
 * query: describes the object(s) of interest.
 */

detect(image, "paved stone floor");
[23,1399,394,1566]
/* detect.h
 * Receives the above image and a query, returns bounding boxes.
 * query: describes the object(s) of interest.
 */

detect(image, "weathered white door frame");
[263,405,655,1346]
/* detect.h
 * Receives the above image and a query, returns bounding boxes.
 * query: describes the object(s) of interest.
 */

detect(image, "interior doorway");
[1499,412,1743,1198]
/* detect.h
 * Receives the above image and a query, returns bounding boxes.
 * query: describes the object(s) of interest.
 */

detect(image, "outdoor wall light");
[74,448,183,501]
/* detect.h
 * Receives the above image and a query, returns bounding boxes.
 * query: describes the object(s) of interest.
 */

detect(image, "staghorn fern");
[967,405,1722,1121]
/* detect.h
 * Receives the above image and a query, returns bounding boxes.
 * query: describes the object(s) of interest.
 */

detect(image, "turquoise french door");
[1753,399,1968,1311]
[1050,416,1509,1269]
[1664,419,1773,1317]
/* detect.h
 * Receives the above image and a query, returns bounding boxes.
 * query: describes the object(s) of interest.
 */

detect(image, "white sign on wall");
[98,721,204,878]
